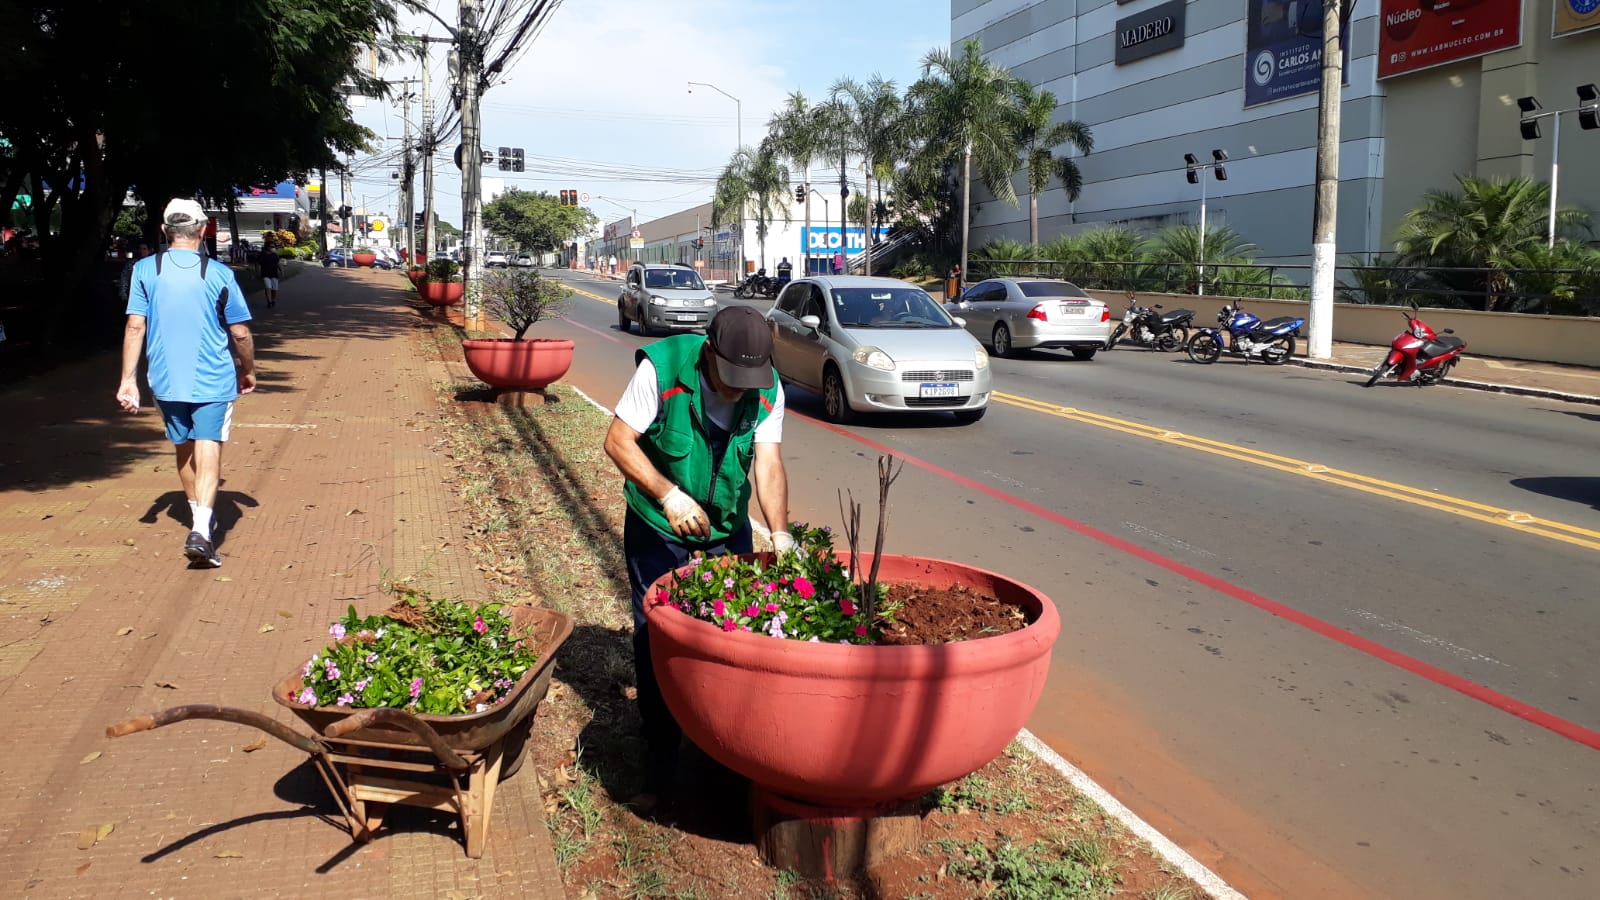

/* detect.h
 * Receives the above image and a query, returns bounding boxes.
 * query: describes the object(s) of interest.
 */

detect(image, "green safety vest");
[623,335,779,542]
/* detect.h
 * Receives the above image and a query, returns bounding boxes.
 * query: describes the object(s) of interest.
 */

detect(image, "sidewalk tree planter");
[643,458,1060,877]
[420,258,464,306]
[352,247,377,267]
[106,594,574,858]
[461,269,574,390]
[406,265,427,288]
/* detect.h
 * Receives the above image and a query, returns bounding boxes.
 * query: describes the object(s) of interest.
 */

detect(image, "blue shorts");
[156,400,234,445]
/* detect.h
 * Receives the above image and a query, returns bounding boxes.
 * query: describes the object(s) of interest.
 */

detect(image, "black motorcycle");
[733,269,777,299]
[1107,300,1195,351]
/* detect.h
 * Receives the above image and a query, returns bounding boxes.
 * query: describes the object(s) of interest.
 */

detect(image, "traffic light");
[415,212,425,228]
[498,146,511,171]
[795,184,806,203]
[512,148,525,172]
[1184,153,1199,185]
[692,238,704,251]
[1579,84,1599,131]
[338,204,352,220]
[559,190,571,206]
[1211,148,1228,181]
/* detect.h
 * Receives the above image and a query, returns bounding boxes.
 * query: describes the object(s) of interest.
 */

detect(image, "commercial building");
[954,0,1600,262]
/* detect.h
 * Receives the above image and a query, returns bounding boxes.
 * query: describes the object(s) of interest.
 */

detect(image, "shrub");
[426,258,461,281]
[482,268,570,339]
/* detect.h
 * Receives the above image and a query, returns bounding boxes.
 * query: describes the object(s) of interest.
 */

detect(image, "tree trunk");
[960,142,972,295]
[1029,192,1039,249]
[863,167,873,276]
[802,168,811,274]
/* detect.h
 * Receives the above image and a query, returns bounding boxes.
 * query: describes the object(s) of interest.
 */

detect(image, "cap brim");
[713,354,773,390]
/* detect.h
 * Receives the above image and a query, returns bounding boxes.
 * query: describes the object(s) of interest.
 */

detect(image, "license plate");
[919,382,959,398]
[675,315,699,322]
[1058,304,1088,316]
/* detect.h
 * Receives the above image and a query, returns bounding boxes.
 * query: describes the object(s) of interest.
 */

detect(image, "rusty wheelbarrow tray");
[106,606,573,859]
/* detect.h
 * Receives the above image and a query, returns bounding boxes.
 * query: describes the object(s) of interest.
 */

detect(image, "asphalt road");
[541,269,1599,899]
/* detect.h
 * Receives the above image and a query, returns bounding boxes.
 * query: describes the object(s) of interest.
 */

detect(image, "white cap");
[163,197,207,226]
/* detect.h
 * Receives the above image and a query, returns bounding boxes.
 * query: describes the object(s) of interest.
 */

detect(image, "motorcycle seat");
[1419,336,1464,358]
[1158,309,1194,324]
[1256,316,1300,332]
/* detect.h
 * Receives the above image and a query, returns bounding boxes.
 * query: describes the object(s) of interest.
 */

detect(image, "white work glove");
[660,486,709,538]
[771,531,797,557]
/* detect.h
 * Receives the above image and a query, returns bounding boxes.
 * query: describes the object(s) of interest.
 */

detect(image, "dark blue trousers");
[626,507,751,786]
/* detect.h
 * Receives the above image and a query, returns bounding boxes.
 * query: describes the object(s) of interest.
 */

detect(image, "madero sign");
[1115,0,1187,65]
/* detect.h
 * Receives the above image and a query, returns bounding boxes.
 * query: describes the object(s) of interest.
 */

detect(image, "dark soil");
[875,582,1030,646]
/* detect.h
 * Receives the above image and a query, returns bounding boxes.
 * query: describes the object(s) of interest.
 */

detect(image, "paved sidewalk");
[0,267,563,897]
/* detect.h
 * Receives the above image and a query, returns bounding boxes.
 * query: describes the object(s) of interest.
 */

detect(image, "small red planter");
[461,338,575,390]
[419,280,464,305]
[644,554,1060,805]
[353,251,377,267]
[406,270,427,287]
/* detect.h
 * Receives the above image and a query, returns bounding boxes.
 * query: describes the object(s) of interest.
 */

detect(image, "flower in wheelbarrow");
[409,677,423,699]
[329,623,346,639]
[336,693,354,707]
[297,687,316,705]
[473,615,488,636]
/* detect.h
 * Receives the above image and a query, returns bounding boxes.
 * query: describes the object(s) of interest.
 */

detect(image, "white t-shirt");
[615,358,784,444]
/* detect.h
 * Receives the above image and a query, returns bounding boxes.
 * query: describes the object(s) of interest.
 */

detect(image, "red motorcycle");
[1364,302,1467,387]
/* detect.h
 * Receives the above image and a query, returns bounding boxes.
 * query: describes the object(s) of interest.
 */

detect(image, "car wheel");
[1071,348,1097,361]
[822,366,853,424]
[953,406,987,424]
[617,300,631,334]
[992,323,1015,358]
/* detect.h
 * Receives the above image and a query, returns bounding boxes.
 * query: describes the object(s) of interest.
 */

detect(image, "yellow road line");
[991,390,1600,553]
[567,283,618,306]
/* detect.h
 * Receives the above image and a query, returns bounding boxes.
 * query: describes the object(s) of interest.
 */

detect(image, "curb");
[1291,358,1600,406]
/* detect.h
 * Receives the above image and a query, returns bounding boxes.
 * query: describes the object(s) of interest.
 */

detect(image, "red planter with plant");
[421,258,464,306]
[353,249,377,267]
[461,269,574,390]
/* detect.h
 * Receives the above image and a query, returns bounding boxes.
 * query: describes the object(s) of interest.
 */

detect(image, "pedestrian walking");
[118,241,154,302]
[603,305,793,803]
[608,254,618,275]
[833,251,844,275]
[257,240,283,307]
[116,198,256,569]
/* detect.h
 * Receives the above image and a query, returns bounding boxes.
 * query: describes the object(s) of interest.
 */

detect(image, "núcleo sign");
[1115,0,1187,65]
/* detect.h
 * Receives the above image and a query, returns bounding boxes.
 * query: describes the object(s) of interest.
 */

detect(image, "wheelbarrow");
[106,606,573,859]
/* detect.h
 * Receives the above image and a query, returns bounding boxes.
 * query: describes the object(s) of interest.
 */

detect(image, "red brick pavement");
[0,266,563,897]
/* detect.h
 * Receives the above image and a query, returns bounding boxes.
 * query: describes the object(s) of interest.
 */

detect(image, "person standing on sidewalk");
[256,239,282,307]
[115,198,256,569]
[603,305,794,801]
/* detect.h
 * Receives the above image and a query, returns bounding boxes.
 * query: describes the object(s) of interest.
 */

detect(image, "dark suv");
[617,263,717,335]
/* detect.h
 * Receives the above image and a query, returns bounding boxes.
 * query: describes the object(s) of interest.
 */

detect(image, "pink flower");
[744,604,760,618]
[329,623,346,639]
[721,619,738,632]
[713,598,726,618]
[764,602,780,613]
[324,663,341,681]
[336,693,354,707]
[794,577,815,599]
[409,677,424,699]
[473,615,488,636]
[296,687,316,705]
[653,586,672,605]
[854,625,868,637]
[840,599,857,617]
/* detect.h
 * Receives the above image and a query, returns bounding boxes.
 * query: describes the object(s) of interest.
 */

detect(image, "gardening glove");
[660,486,710,539]
[771,530,797,557]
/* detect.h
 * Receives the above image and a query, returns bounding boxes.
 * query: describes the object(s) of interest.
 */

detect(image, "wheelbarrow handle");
[322,708,471,771]
[105,704,326,756]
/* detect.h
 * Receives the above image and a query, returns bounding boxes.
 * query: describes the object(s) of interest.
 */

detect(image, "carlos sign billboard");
[1377,0,1522,79]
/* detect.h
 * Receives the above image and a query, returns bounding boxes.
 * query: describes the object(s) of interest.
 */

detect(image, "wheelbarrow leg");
[463,742,505,859]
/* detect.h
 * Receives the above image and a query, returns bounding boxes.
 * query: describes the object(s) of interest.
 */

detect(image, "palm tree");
[1010,82,1092,248]
[1393,175,1593,310]
[831,75,904,274]
[720,142,790,273]
[1147,224,1260,295]
[811,95,858,271]
[767,92,824,270]
[905,39,1023,290]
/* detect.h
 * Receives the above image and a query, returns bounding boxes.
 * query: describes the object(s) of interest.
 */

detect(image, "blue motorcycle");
[1185,302,1302,365]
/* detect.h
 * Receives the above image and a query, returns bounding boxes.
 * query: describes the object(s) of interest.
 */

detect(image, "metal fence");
[963,259,1600,315]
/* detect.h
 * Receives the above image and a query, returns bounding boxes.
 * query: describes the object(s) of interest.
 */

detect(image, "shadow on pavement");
[139,485,260,546]
[1510,476,1600,512]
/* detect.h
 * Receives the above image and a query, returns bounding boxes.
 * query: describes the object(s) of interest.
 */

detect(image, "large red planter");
[419,280,464,306]
[353,251,377,267]
[461,337,575,390]
[644,554,1060,805]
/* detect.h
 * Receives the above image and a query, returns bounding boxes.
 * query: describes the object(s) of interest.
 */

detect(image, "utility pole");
[1308,0,1350,360]
[459,0,484,327]
[319,164,329,256]
[394,80,419,266]
[420,40,436,265]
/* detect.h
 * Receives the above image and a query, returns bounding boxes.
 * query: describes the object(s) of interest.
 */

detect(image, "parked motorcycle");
[733,269,777,299]
[1185,302,1303,365]
[1363,302,1466,387]
[1107,299,1196,351]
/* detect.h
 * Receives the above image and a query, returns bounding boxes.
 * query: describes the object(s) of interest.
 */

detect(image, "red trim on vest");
[759,395,774,412]
[661,386,688,401]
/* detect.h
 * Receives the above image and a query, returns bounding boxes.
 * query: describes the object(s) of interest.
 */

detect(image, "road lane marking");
[991,391,1600,553]
[567,284,618,306]
[1346,608,1507,668]
[796,414,1600,752]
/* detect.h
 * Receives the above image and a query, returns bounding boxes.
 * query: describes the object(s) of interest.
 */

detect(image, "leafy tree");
[766,92,824,264]
[716,144,789,272]
[831,75,905,272]
[1009,82,1093,248]
[1145,224,1263,295]
[1393,175,1593,311]
[482,189,596,254]
[482,269,569,339]
[904,40,1023,281]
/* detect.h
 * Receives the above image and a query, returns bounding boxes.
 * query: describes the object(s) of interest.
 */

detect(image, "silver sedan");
[766,276,992,424]
[948,278,1112,360]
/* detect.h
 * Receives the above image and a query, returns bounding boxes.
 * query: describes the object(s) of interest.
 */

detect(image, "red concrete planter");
[419,280,464,306]
[406,270,427,288]
[353,251,377,267]
[644,554,1060,805]
[461,338,575,390]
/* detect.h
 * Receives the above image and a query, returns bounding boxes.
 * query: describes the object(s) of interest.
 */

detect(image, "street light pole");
[1518,87,1600,250]
[689,81,741,281]
[1183,150,1228,297]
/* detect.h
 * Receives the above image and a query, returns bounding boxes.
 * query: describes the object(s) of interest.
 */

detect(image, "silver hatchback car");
[618,263,719,335]
[949,278,1111,359]
[766,276,992,424]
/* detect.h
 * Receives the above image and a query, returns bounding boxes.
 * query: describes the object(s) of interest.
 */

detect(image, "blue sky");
[344,0,948,232]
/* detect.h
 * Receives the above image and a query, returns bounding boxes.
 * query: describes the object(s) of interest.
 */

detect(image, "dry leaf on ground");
[115,627,133,636]
[79,751,101,765]
[241,736,268,753]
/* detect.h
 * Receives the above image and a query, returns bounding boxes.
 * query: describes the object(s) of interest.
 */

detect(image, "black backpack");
[154,250,230,328]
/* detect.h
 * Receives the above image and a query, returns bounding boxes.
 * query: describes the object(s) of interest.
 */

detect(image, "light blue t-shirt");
[126,250,252,403]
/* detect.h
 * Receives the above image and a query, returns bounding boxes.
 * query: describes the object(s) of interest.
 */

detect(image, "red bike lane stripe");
[801,415,1600,752]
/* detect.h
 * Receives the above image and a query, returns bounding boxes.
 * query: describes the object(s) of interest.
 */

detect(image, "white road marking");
[1016,729,1247,899]
[1124,521,1216,557]
[981,469,1040,494]
[1346,608,1507,667]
